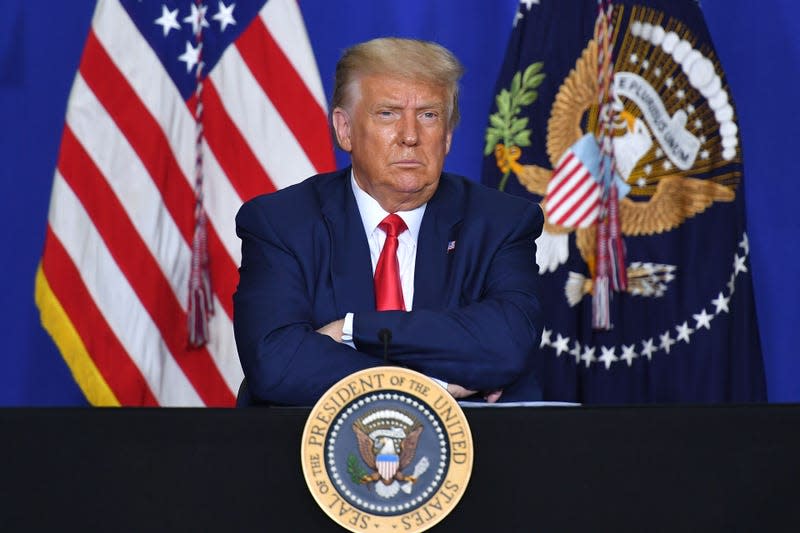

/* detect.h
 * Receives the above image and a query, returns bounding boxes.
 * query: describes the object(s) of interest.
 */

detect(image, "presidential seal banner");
[301,368,473,532]
[482,0,766,403]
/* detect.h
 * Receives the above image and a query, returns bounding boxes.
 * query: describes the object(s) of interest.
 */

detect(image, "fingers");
[447,384,477,399]
[447,384,504,403]
[316,318,345,342]
[484,389,503,403]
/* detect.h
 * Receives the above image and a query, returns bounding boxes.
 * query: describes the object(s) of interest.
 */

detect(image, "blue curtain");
[1,0,796,404]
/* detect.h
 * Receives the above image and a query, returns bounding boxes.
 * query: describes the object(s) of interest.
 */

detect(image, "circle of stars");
[540,233,750,369]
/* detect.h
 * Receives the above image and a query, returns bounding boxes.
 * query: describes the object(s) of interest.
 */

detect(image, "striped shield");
[545,133,602,229]
[376,454,399,482]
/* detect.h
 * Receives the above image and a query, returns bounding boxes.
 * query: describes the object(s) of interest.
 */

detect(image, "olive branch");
[484,62,545,191]
[347,453,369,484]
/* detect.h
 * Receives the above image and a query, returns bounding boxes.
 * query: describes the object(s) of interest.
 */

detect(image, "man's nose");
[398,113,419,146]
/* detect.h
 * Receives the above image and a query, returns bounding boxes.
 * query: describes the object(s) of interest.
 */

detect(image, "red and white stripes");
[546,151,601,229]
[37,0,335,406]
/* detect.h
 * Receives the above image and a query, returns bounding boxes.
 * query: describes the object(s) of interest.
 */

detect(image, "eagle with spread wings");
[353,421,423,494]
[495,39,735,282]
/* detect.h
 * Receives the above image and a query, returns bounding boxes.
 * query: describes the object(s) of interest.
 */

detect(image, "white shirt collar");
[350,170,426,241]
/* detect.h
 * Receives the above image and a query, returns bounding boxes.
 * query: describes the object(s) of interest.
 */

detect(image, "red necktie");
[374,214,407,311]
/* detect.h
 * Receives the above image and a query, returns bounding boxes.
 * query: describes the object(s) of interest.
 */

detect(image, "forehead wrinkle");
[371,99,446,111]
[346,74,453,130]
[366,84,447,110]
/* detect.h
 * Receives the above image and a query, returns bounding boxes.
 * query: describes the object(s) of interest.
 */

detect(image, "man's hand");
[484,389,503,403]
[447,384,477,399]
[447,384,503,403]
[316,319,345,343]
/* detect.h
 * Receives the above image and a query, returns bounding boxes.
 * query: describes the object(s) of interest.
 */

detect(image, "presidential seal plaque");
[301,367,473,532]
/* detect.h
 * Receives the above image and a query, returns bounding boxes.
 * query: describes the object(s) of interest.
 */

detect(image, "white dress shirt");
[354,173,426,305]
[342,171,425,338]
[340,172,447,390]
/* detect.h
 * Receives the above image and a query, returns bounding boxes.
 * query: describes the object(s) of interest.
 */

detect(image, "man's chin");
[392,179,436,198]
[394,182,440,210]
[389,170,439,191]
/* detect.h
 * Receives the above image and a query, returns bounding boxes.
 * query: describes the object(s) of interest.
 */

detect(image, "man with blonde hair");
[234,37,543,406]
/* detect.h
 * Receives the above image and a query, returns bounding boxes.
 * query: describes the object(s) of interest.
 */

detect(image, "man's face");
[332,74,453,212]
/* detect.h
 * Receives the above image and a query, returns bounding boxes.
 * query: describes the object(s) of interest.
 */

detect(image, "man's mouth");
[392,159,423,168]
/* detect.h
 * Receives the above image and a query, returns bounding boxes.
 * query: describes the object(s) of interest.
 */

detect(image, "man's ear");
[445,130,453,154]
[332,107,352,152]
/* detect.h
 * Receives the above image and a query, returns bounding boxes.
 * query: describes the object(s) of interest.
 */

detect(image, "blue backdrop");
[1,0,797,405]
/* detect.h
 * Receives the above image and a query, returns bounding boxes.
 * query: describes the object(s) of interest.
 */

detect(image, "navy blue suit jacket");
[233,168,544,405]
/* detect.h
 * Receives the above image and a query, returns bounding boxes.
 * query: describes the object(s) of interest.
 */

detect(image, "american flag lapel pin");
[446,240,456,254]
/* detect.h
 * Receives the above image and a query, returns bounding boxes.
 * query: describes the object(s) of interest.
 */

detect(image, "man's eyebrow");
[372,101,445,110]
[373,101,403,108]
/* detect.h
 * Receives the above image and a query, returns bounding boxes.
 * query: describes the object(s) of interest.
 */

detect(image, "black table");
[1,405,797,532]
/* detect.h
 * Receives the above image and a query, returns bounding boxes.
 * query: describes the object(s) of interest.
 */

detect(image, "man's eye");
[421,112,438,120]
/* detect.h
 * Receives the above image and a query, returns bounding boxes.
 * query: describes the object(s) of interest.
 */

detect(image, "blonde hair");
[331,37,464,130]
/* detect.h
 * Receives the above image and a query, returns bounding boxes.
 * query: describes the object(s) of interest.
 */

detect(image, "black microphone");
[378,328,392,365]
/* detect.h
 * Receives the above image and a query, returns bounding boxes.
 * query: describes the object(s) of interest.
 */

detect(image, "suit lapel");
[319,169,376,314]
[414,175,464,310]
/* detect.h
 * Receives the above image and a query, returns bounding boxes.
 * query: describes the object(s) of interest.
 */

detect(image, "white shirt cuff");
[342,312,355,348]
[431,377,448,390]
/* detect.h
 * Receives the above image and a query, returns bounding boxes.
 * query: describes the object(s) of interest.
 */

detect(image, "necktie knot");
[379,214,407,238]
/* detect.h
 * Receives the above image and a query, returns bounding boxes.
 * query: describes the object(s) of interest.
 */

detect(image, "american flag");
[544,134,601,229]
[34,0,334,406]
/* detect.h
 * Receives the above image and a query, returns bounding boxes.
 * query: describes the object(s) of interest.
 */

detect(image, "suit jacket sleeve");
[233,197,384,406]
[353,202,543,393]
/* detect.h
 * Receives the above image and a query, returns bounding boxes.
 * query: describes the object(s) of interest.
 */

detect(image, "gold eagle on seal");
[351,409,428,499]
[490,9,740,301]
